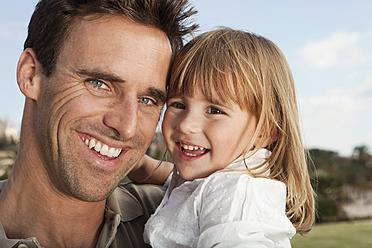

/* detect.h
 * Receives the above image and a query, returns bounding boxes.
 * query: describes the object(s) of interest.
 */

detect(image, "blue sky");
[1,0,372,156]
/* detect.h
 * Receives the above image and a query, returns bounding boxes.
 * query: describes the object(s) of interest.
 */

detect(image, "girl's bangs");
[168,31,255,110]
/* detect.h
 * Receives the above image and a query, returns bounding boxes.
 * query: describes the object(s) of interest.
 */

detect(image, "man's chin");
[64,179,118,203]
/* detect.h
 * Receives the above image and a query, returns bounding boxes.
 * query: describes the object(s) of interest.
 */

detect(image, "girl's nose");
[175,110,201,135]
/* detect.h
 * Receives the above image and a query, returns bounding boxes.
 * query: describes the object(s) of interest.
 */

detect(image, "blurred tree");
[309,146,372,222]
[352,145,372,167]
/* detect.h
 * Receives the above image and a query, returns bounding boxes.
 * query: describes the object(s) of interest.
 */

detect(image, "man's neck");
[0,161,106,248]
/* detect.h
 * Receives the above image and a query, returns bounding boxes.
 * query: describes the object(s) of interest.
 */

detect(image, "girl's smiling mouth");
[179,142,209,157]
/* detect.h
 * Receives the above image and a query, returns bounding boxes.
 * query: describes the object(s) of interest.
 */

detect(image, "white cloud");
[299,32,369,69]
[302,88,361,129]
[353,72,372,98]
[300,83,372,156]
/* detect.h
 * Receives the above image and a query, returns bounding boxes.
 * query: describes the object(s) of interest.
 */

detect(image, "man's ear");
[17,48,43,100]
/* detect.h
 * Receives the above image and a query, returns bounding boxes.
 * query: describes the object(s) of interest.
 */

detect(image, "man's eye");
[138,97,156,106]
[84,79,112,97]
[90,80,109,90]
[207,106,224,114]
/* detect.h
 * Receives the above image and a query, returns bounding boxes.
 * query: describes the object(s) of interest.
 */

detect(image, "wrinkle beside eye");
[50,86,87,117]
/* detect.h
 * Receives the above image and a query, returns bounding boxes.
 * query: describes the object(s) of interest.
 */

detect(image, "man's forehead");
[57,15,172,81]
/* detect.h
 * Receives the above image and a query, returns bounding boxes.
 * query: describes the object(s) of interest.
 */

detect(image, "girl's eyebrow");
[208,96,233,108]
[209,97,223,106]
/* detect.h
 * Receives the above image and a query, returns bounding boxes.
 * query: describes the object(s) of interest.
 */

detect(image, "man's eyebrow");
[77,68,166,104]
[76,69,125,83]
[148,87,167,105]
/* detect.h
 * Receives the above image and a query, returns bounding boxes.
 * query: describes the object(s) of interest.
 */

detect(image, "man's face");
[37,15,171,202]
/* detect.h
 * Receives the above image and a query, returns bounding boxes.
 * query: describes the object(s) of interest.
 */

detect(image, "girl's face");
[162,86,258,181]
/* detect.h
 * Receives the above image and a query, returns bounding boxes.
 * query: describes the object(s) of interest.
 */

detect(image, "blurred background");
[1,1,372,247]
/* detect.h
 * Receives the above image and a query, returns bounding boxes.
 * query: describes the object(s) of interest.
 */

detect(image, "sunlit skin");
[162,87,258,181]
[36,15,172,202]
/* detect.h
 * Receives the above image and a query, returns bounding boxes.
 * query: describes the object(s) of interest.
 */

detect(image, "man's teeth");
[82,137,122,158]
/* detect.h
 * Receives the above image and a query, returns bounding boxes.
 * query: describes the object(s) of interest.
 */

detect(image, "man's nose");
[103,98,138,139]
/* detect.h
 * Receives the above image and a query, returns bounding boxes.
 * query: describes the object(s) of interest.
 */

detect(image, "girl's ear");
[254,126,279,148]
[17,48,43,100]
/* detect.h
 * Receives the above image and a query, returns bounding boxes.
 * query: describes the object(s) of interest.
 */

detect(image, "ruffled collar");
[221,148,271,177]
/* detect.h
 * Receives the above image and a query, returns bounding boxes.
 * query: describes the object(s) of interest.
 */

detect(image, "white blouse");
[144,149,296,247]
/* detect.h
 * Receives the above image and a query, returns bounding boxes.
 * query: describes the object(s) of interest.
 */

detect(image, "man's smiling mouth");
[82,137,122,158]
[180,143,209,157]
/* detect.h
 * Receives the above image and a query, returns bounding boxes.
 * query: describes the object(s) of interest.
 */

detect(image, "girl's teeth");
[179,143,208,157]
[184,152,199,157]
[181,143,205,151]
[82,137,122,158]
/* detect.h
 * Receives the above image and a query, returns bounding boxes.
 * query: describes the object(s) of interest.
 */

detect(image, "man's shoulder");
[117,183,166,214]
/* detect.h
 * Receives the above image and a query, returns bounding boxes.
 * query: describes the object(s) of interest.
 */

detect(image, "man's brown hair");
[25,0,198,76]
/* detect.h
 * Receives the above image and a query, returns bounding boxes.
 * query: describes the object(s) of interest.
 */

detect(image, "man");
[0,0,197,247]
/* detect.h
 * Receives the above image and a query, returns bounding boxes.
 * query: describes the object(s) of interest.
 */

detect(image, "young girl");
[128,28,315,247]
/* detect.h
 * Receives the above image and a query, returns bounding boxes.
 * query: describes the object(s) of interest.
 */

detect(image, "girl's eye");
[207,106,225,114]
[169,101,186,110]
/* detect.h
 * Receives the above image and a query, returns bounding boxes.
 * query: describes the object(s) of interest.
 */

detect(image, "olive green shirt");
[0,181,165,248]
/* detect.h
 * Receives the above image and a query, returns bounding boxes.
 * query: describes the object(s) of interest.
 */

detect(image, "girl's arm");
[127,154,173,185]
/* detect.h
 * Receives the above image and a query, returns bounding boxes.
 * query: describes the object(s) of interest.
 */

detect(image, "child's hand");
[127,154,173,185]
[131,154,148,172]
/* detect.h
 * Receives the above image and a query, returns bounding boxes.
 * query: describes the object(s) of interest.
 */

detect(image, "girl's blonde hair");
[168,28,315,234]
